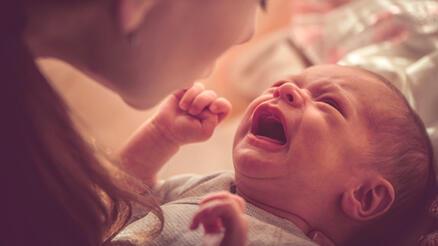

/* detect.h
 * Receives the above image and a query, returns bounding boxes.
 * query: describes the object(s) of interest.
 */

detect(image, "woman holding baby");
[1,0,267,245]
[7,0,416,245]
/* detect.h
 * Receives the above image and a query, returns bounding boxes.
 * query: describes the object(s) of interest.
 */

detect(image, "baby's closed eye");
[317,97,343,116]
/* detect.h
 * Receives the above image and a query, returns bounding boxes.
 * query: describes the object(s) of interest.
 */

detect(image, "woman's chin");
[122,96,157,110]
[198,64,216,79]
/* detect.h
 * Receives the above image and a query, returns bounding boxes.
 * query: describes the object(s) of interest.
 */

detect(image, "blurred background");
[37,0,438,179]
[39,0,304,179]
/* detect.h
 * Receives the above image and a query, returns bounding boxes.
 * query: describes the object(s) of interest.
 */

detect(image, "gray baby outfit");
[112,171,317,246]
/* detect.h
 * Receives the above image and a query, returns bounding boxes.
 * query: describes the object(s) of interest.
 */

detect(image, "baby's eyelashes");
[316,96,346,118]
[320,97,340,111]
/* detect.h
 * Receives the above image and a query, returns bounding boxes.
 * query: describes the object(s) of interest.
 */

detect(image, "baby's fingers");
[209,97,232,122]
[200,192,245,212]
[190,204,223,233]
[197,110,219,137]
[189,90,218,115]
[191,196,248,246]
[190,200,235,231]
[179,82,205,110]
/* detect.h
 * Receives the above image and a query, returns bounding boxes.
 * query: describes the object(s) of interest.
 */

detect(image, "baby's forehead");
[283,66,385,97]
[289,65,397,112]
[297,65,380,88]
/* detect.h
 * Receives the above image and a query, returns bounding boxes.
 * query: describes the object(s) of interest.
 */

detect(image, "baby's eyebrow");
[308,80,344,94]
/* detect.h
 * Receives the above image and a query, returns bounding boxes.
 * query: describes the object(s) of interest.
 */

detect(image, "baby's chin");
[233,146,289,179]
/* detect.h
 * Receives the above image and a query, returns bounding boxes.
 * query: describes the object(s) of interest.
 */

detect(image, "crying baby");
[113,65,435,246]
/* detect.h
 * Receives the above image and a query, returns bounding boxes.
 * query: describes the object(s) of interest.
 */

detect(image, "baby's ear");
[341,176,395,221]
[116,0,156,34]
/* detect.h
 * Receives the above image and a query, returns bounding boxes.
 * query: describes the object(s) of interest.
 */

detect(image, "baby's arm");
[190,192,248,246]
[118,83,231,187]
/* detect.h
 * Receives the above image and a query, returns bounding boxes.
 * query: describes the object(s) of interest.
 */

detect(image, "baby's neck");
[235,186,311,235]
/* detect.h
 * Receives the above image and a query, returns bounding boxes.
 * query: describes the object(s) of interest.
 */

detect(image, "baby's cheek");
[300,110,330,134]
[238,103,260,132]
[343,126,371,157]
[233,117,251,147]
[295,116,336,154]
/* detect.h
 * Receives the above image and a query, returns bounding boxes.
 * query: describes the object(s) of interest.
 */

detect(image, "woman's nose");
[274,82,305,108]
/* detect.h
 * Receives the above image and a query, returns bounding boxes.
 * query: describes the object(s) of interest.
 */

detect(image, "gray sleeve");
[153,174,203,204]
[126,174,202,223]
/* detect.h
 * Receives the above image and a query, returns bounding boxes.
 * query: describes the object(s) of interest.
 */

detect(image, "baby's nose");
[274,82,305,108]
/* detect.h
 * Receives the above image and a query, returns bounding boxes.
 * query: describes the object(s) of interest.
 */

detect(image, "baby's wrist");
[149,119,182,149]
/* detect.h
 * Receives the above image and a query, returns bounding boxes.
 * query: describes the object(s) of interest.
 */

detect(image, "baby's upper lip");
[250,103,288,145]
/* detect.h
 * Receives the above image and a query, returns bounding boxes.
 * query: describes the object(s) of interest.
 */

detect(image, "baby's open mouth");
[251,105,287,145]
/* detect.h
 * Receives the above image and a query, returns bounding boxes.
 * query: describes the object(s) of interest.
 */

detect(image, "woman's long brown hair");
[1,1,162,245]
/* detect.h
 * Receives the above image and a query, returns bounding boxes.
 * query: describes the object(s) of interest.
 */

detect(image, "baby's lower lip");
[247,133,287,152]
